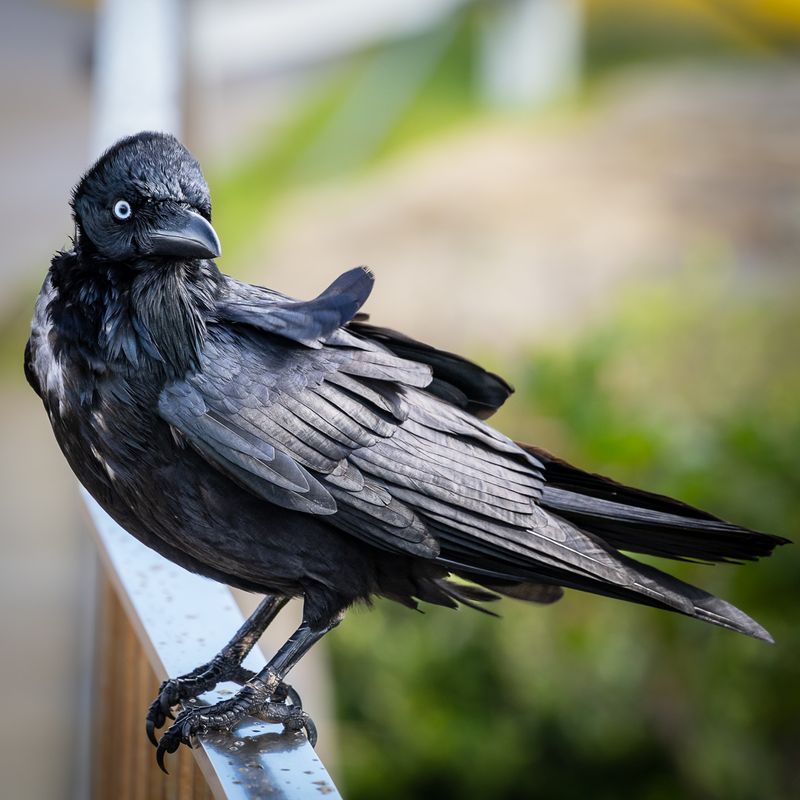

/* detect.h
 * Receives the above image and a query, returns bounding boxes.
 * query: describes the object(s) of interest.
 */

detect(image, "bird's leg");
[155,607,343,772]
[146,594,293,746]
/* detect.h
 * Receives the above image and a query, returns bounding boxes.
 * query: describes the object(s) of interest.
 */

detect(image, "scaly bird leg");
[155,606,343,772]
[146,594,296,746]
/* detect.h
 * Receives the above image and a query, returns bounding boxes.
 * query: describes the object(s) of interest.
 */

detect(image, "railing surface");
[84,490,342,800]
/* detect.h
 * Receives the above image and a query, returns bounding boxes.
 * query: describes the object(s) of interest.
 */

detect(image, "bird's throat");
[50,250,221,379]
[129,260,221,376]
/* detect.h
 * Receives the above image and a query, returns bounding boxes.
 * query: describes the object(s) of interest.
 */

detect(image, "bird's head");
[71,132,221,264]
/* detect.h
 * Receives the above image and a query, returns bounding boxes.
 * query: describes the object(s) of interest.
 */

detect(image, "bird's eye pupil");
[113,200,132,220]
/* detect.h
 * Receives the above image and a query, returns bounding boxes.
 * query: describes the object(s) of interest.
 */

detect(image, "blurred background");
[1,0,799,797]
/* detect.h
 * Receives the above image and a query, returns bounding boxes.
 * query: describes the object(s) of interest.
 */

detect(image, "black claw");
[156,740,172,774]
[264,700,317,747]
[304,714,318,748]
[147,653,289,765]
[146,696,167,748]
[155,709,196,772]
[146,717,158,748]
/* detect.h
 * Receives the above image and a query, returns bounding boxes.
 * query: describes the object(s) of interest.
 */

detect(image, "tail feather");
[519,443,790,564]
[613,548,774,642]
[438,506,777,642]
[543,512,778,642]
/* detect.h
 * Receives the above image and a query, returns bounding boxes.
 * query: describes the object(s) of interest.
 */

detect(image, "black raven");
[26,132,787,770]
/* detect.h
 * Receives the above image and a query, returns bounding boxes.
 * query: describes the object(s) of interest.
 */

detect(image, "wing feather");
[218,266,375,347]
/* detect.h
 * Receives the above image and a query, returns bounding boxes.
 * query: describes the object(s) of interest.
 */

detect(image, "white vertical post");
[92,0,184,155]
[479,0,582,109]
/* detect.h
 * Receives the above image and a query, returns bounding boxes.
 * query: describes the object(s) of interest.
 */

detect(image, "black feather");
[521,444,790,563]
[348,321,513,417]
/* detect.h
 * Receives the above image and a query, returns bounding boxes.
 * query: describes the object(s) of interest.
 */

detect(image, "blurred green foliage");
[330,267,799,800]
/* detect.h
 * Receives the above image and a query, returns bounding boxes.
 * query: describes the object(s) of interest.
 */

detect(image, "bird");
[26,131,788,771]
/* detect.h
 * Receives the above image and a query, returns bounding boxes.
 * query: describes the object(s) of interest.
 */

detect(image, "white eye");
[112,199,132,220]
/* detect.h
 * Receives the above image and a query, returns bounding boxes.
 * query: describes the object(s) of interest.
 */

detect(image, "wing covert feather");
[218,266,375,347]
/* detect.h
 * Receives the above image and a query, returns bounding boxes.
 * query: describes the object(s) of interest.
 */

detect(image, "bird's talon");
[145,658,260,747]
[146,718,158,748]
[152,682,316,769]
[152,694,255,769]
[300,712,318,747]
[156,730,182,774]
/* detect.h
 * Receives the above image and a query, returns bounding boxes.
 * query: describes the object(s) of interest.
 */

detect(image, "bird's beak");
[145,208,222,259]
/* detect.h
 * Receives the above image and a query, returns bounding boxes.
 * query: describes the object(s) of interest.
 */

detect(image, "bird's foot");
[146,653,301,746]
[154,679,315,772]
